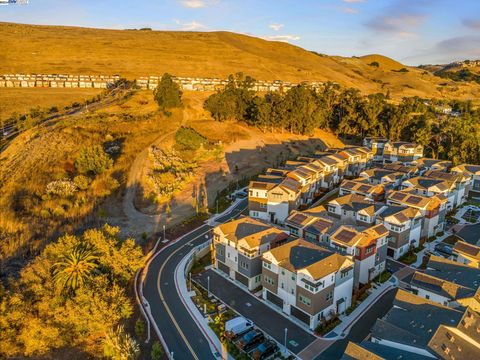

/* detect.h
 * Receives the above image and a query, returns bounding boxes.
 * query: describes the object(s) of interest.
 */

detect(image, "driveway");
[194,269,318,356]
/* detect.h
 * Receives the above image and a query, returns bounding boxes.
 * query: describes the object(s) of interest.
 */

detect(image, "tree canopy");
[153,73,183,110]
[0,224,144,358]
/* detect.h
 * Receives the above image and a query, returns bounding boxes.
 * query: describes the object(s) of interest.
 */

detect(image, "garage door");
[291,305,310,325]
[217,261,230,275]
[266,290,283,308]
[235,272,249,287]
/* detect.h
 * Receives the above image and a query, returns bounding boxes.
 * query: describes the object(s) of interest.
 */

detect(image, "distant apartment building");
[382,141,424,165]
[363,137,389,163]
[261,239,354,330]
[212,216,289,290]
[329,224,389,288]
[375,205,423,259]
[387,190,447,238]
[450,164,480,198]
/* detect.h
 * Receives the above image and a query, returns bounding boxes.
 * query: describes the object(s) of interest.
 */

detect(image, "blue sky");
[1,0,480,65]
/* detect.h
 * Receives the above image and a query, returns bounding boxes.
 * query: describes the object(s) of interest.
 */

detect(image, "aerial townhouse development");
[209,136,480,346]
[261,239,354,330]
[212,216,289,290]
[387,190,447,239]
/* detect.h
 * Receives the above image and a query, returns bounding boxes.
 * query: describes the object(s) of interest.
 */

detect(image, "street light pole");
[284,328,288,356]
[207,276,210,297]
[189,272,192,292]
[163,225,166,241]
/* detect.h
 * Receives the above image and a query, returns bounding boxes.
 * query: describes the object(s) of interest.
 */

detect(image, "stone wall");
[0,74,325,92]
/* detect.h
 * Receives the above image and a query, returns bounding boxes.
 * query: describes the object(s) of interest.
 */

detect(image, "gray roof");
[371,290,463,348]
[377,205,407,219]
[425,256,480,290]
[456,223,480,246]
[289,245,332,270]
[351,341,434,360]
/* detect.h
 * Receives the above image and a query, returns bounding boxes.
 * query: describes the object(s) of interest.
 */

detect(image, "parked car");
[224,317,253,340]
[235,329,264,352]
[248,340,278,360]
[434,243,453,256]
[236,190,248,199]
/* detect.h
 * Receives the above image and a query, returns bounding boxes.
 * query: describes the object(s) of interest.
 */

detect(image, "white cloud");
[342,7,358,14]
[342,0,365,3]
[269,23,284,31]
[180,0,207,8]
[173,19,206,30]
[263,34,300,42]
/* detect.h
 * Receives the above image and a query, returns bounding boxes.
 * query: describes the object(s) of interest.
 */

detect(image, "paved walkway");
[411,231,450,268]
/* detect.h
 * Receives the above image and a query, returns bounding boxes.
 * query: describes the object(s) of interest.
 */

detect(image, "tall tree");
[154,73,183,110]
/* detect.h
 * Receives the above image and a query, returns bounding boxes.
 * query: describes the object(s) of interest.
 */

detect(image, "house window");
[281,282,284,289]
[426,294,430,300]
[260,203,267,209]
[341,270,349,279]
[281,269,285,275]
[299,294,311,306]
[263,262,271,269]
[264,275,275,285]
[326,291,333,301]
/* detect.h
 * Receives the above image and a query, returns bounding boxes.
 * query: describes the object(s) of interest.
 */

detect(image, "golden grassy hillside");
[1,22,480,101]
[0,88,101,119]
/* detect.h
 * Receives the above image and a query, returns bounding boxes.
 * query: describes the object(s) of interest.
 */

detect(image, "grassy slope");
[1,22,480,101]
[0,88,101,119]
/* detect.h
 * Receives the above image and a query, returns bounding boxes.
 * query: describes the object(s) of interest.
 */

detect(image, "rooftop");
[217,216,272,242]
[456,223,480,246]
[342,341,434,360]
[424,255,480,290]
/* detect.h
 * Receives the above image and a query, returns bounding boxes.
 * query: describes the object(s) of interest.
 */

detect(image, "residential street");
[141,199,247,360]
[194,269,318,356]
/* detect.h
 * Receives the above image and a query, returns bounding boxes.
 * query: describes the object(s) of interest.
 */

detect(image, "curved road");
[141,199,248,360]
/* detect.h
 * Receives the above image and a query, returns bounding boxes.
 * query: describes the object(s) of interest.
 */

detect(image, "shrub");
[154,73,183,110]
[175,127,207,151]
[134,318,145,338]
[369,61,380,68]
[151,341,164,360]
[73,175,91,190]
[46,179,78,198]
[75,145,113,175]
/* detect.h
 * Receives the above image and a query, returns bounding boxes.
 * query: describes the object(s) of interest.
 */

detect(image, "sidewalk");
[411,231,450,268]
[326,278,397,340]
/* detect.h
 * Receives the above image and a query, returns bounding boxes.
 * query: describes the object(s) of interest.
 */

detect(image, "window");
[281,269,285,275]
[343,210,347,215]
[281,282,284,289]
[426,294,430,300]
[358,214,369,222]
[341,270,349,279]
[260,203,267,209]
[264,275,275,285]
[240,261,249,269]
[299,294,311,306]
[263,261,272,270]
[326,291,333,301]
[227,253,230,258]
[291,274,296,281]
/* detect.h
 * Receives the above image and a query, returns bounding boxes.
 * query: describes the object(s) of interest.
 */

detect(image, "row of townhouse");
[248,146,373,224]
[211,216,356,330]
[363,138,424,165]
[0,74,120,88]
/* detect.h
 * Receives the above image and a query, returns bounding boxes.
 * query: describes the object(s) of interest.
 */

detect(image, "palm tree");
[52,245,99,291]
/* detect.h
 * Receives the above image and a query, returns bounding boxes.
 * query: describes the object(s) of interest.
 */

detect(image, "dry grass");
[0,87,101,119]
[0,89,181,265]
[1,22,480,101]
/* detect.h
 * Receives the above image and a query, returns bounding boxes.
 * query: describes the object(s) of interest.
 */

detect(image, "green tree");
[75,145,113,175]
[154,73,183,110]
[52,244,99,291]
[134,318,145,338]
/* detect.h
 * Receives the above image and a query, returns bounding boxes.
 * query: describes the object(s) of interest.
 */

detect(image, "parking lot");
[193,269,318,356]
